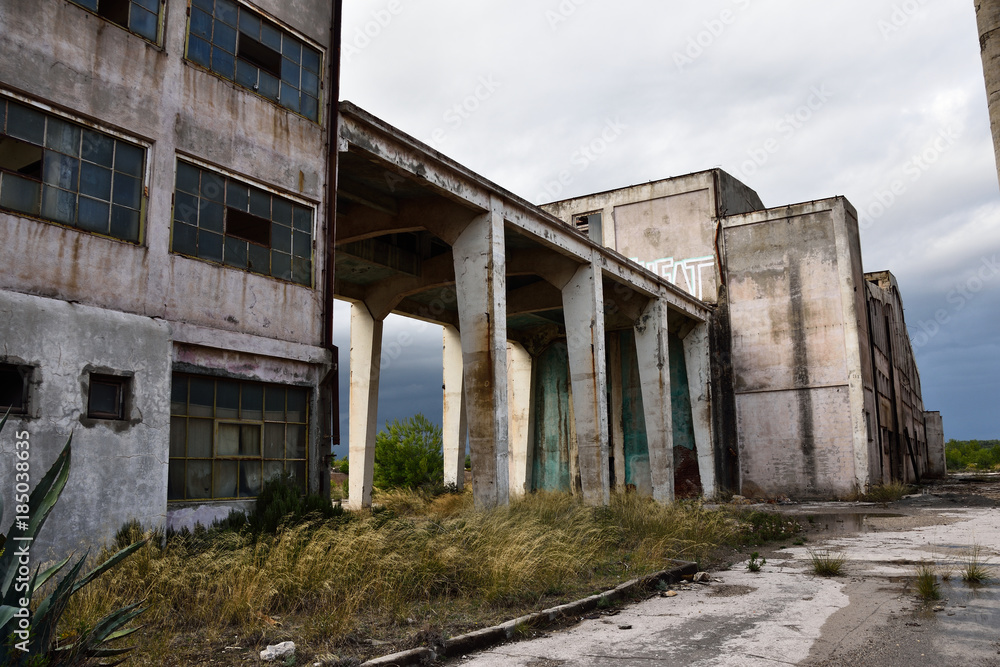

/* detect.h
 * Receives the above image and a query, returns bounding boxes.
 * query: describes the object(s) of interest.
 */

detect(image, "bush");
[247,472,345,534]
[373,414,444,491]
[946,439,1000,471]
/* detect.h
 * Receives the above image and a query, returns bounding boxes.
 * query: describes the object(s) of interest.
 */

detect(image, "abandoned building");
[0,0,945,557]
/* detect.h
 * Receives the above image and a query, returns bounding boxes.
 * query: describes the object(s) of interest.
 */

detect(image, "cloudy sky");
[331,0,1000,455]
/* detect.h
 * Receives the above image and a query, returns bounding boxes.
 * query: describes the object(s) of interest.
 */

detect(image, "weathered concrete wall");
[977,0,1000,189]
[924,411,946,478]
[530,342,575,493]
[0,291,171,561]
[723,199,869,498]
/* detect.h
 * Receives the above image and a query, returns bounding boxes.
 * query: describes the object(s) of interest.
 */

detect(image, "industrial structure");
[0,0,944,558]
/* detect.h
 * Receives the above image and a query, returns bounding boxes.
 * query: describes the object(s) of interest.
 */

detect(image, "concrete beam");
[453,203,510,508]
[364,251,456,320]
[506,249,580,289]
[442,325,467,489]
[348,302,382,509]
[634,297,674,503]
[562,256,610,505]
[507,281,564,316]
[682,322,716,498]
[507,341,534,496]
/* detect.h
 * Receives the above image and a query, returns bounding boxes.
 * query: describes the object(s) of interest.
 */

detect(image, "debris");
[932,605,945,612]
[692,572,710,583]
[661,590,678,598]
[618,624,633,630]
[260,641,295,661]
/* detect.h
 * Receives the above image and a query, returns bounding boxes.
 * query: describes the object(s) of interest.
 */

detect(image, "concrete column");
[348,302,382,509]
[682,322,716,498]
[562,259,610,505]
[442,325,467,489]
[634,297,674,503]
[507,341,534,496]
[977,0,1000,189]
[453,206,509,508]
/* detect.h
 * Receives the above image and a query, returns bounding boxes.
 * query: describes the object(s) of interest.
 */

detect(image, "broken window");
[87,373,129,420]
[186,0,323,122]
[0,94,146,242]
[168,374,309,500]
[171,159,313,286]
[0,364,29,415]
[573,211,603,244]
[68,0,161,43]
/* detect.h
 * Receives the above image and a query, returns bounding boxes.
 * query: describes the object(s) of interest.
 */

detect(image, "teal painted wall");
[619,330,650,490]
[669,331,696,451]
[530,341,573,492]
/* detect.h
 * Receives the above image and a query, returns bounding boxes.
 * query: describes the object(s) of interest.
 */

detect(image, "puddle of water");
[801,513,904,535]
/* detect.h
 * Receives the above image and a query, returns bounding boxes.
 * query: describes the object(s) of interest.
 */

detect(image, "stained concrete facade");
[976,0,1000,188]
[0,0,337,557]
[547,174,942,498]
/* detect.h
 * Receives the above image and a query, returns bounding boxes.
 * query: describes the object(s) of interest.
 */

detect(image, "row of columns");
[347,207,716,509]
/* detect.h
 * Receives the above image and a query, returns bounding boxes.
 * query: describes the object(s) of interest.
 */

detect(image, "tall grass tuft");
[915,563,941,600]
[810,550,847,576]
[961,544,992,584]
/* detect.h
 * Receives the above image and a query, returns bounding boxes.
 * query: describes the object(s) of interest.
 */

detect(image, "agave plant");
[0,413,147,665]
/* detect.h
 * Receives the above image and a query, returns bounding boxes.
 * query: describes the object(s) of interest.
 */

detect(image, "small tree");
[373,414,444,490]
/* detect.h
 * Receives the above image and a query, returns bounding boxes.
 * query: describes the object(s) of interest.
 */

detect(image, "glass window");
[0,95,146,243]
[184,0,322,122]
[171,159,313,286]
[87,373,130,420]
[0,364,30,415]
[68,0,161,43]
[168,374,309,500]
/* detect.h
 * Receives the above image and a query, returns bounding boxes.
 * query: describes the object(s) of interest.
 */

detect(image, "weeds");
[810,550,847,576]
[844,482,914,503]
[961,544,992,584]
[915,563,941,600]
[746,552,766,572]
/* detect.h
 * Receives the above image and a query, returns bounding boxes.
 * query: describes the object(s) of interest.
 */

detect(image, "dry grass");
[844,482,915,503]
[915,563,941,600]
[58,490,796,664]
[961,544,992,584]
[809,550,847,576]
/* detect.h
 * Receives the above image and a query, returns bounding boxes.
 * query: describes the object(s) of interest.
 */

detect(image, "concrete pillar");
[442,325,467,489]
[507,341,534,496]
[348,302,382,509]
[682,322,716,498]
[453,206,509,508]
[633,297,674,503]
[976,0,1000,189]
[562,259,610,505]
[924,411,946,479]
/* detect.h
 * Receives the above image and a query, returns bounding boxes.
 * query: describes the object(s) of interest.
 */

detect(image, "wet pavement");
[450,479,1000,666]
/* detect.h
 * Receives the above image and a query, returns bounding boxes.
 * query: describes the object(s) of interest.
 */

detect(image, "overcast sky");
[331,0,1000,455]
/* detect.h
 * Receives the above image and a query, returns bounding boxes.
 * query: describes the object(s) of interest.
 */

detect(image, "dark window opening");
[97,0,130,26]
[88,374,129,420]
[574,212,602,243]
[227,207,270,246]
[69,0,160,42]
[0,136,43,178]
[238,34,282,79]
[0,364,28,415]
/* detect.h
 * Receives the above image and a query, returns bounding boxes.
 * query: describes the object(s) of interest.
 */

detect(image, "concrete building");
[976,0,1000,187]
[0,0,340,557]
[545,173,946,498]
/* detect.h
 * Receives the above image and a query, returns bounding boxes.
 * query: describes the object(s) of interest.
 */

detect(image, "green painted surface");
[619,330,650,490]
[669,332,696,451]
[530,341,573,492]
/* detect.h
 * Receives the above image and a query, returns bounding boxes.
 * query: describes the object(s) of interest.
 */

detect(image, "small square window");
[88,374,129,420]
[0,364,29,415]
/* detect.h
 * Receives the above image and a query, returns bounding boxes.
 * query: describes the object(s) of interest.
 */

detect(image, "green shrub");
[373,414,444,491]
[247,472,345,534]
[946,439,1000,471]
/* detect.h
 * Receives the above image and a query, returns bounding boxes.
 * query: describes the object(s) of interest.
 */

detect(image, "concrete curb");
[359,560,698,666]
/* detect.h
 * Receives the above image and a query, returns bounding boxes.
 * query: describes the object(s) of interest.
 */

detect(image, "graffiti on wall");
[630,255,716,300]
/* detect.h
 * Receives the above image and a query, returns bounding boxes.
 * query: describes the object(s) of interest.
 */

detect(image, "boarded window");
[573,212,602,243]
[168,374,309,500]
[0,95,146,242]
[88,373,129,420]
[0,364,29,415]
[69,0,161,43]
[186,0,322,122]
[171,159,313,286]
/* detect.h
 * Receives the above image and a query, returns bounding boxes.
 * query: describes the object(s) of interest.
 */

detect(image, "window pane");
[226,180,248,211]
[89,379,122,417]
[248,187,270,218]
[168,460,185,500]
[279,83,300,113]
[188,418,213,457]
[264,460,283,483]
[41,185,76,225]
[248,243,270,274]
[172,221,197,255]
[7,103,45,145]
[258,71,279,100]
[134,0,159,12]
[192,0,213,12]
[80,162,112,200]
[188,35,212,68]
[287,425,306,459]
[271,223,291,253]
[129,6,158,41]
[215,0,238,26]
[240,424,261,456]
[45,117,81,154]
[81,129,115,166]
[170,417,186,457]
[235,59,258,89]
[217,422,239,456]
[191,7,212,39]
[171,376,188,415]
[216,380,239,419]
[240,460,262,497]
[0,100,6,133]
[43,151,80,190]
[264,423,284,458]
[287,389,307,422]
[176,161,201,194]
[301,68,319,97]
[301,95,318,122]
[212,46,235,78]
[270,197,291,224]
[260,21,281,51]
[198,230,224,262]
[238,10,260,38]
[201,200,224,233]
[292,257,311,285]
[293,206,311,231]
[174,191,199,224]
[187,460,212,499]
[77,196,111,233]
[110,205,140,241]
[302,46,320,74]
[281,36,301,64]
[287,461,306,489]
[271,252,291,281]
[112,172,141,207]
[189,377,214,417]
[200,171,225,202]
[241,384,263,420]
[264,386,285,421]
[213,461,238,498]
[213,20,237,53]
[1,173,41,215]
[280,57,299,85]
[292,230,310,258]
[115,142,144,177]
[224,236,247,268]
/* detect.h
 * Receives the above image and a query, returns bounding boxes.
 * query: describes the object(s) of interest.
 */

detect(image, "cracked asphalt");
[449,476,1000,666]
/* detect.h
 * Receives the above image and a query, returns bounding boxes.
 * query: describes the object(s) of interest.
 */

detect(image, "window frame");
[168,373,310,502]
[0,363,31,416]
[170,155,316,286]
[0,90,151,244]
[67,0,164,45]
[87,373,130,420]
[183,0,324,123]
